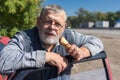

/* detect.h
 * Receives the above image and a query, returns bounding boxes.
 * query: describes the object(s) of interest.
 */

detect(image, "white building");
[80,22,94,28]
[114,20,120,28]
[95,21,109,28]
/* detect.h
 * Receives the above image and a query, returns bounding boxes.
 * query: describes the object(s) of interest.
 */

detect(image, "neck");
[45,44,55,51]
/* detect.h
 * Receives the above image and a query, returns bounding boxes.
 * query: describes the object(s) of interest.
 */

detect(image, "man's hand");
[59,37,90,61]
[46,52,68,74]
[67,44,91,61]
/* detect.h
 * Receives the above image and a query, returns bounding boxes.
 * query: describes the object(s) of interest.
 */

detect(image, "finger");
[73,53,80,59]
[67,44,76,53]
[75,52,84,61]
[68,46,80,59]
[57,57,68,74]
[62,58,68,70]
[79,53,84,59]
[57,63,63,74]
[63,56,68,64]
[71,47,79,56]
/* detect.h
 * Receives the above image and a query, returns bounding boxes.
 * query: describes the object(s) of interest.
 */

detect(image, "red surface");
[0,36,10,45]
[105,58,113,80]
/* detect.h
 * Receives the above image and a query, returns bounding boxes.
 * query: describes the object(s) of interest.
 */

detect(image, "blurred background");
[0,0,120,80]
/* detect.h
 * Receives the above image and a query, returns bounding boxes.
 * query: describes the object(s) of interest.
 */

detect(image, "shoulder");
[63,29,82,35]
[62,29,81,43]
[15,27,37,39]
[62,29,82,38]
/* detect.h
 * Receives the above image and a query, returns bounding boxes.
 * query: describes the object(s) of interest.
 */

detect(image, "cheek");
[38,24,46,31]
[37,26,44,35]
[57,28,64,36]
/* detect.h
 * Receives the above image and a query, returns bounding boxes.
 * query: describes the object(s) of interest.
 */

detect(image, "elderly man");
[0,4,103,80]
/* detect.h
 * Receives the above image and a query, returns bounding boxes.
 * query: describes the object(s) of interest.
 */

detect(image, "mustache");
[44,30,57,36]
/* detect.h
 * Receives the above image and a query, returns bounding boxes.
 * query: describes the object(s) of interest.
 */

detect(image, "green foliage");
[0,0,44,37]
[106,12,117,27]
[68,8,120,28]
[9,27,19,38]
[116,10,120,19]
[67,16,79,27]
[0,28,8,36]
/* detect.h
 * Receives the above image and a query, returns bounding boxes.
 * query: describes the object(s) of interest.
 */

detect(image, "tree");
[68,7,118,28]
[0,0,44,37]
[92,12,107,21]
[76,8,90,23]
[75,8,97,27]
[67,16,79,28]
[116,10,120,20]
[106,12,117,27]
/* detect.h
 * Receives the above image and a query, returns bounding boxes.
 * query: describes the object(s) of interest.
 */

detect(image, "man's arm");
[63,29,104,61]
[0,33,46,75]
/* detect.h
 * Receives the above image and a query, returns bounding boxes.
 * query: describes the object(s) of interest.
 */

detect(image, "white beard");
[39,30,62,45]
[41,35,59,45]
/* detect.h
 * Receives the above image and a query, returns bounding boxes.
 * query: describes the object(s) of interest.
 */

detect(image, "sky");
[43,0,120,16]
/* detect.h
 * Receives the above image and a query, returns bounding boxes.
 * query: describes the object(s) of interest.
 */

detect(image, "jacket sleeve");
[0,32,46,75]
[64,29,104,56]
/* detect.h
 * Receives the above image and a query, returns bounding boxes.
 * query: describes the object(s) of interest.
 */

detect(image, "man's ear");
[65,23,67,28]
[37,17,40,25]
[61,23,67,32]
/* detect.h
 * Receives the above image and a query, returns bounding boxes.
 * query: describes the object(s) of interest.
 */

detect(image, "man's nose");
[51,21,55,25]
[49,22,57,29]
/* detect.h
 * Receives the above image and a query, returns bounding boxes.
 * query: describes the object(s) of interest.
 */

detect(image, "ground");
[71,29,120,80]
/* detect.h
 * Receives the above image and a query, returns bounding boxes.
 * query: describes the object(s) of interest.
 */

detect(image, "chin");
[40,33,60,45]
[44,38,58,45]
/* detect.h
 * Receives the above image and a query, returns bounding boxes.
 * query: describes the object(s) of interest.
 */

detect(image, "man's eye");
[55,23,61,26]
[44,20,51,24]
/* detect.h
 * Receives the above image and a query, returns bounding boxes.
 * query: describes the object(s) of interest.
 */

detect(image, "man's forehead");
[42,9,66,17]
[40,9,67,22]
[45,9,61,13]
[43,9,63,16]
[43,13,66,22]
[42,12,65,20]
